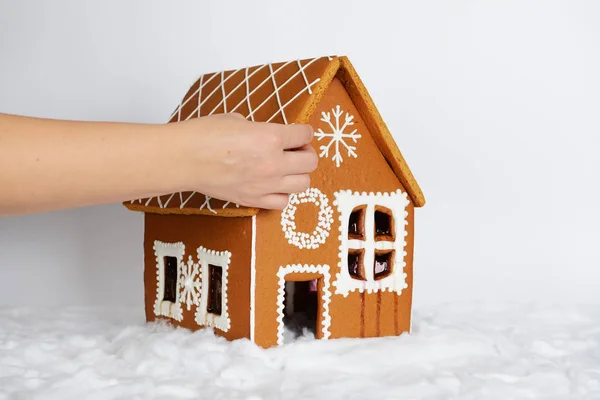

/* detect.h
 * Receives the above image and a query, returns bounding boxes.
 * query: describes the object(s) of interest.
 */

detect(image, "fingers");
[257,193,290,210]
[282,144,318,175]
[278,124,314,150]
[277,174,311,194]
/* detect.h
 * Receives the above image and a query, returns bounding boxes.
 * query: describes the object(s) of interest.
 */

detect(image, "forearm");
[0,113,188,216]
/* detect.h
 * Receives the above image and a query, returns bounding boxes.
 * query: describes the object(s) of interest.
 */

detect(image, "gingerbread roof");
[124,56,425,216]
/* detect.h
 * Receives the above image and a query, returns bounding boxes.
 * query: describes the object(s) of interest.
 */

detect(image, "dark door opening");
[283,279,319,342]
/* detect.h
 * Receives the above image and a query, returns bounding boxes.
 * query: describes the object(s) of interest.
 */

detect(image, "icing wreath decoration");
[281,188,334,249]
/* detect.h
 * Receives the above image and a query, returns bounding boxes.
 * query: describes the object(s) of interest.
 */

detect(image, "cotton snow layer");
[1,303,599,399]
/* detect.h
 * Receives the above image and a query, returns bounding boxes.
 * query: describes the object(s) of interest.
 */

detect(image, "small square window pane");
[348,250,366,280]
[348,206,365,239]
[374,251,393,280]
[374,208,394,239]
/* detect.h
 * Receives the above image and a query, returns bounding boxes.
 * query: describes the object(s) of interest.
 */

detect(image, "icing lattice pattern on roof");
[131,57,332,212]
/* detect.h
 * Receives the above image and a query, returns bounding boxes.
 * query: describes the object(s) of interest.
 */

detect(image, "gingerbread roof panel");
[126,56,336,216]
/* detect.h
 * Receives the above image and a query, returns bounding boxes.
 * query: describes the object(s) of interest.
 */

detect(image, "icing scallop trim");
[276,264,332,346]
[194,246,232,332]
[152,240,185,322]
[332,189,410,297]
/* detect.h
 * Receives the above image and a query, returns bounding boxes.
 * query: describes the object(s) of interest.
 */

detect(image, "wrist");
[159,120,210,195]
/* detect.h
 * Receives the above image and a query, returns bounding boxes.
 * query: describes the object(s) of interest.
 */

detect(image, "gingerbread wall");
[143,213,253,341]
[253,77,416,348]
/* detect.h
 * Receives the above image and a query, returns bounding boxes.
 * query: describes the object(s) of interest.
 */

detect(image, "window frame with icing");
[332,190,411,297]
[194,246,231,332]
[152,240,185,322]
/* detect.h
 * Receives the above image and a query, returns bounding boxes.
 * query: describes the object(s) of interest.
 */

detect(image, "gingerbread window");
[347,249,366,280]
[345,206,395,282]
[374,207,394,241]
[162,256,178,302]
[348,206,366,240]
[333,190,411,297]
[152,240,184,322]
[207,264,223,315]
[374,251,394,280]
[195,246,231,332]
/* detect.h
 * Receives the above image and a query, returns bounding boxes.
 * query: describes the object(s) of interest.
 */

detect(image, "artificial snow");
[1,303,599,399]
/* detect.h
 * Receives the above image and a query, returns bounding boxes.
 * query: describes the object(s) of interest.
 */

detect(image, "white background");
[1,0,599,309]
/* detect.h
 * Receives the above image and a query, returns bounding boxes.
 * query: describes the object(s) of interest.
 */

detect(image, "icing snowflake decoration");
[281,188,334,249]
[178,255,202,311]
[315,105,362,167]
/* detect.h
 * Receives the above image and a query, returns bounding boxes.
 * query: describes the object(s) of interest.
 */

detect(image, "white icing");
[222,201,240,209]
[332,190,410,297]
[178,255,202,311]
[194,246,232,332]
[269,63,288,124]
[245,67,255,122]
[137,58,322,209]
[276,264,332,346]
[162,192,176,208]
[244,58,321,122]
[297,59,312,94]
[315,105,362,168]
[250,215,257,343]
[169,71,220,121]
[186,68,243,120]
[196,74,204,119]
[200,195,217,214]
[180,192,197,208]
[280,188,334,250]
[152,240,185,321]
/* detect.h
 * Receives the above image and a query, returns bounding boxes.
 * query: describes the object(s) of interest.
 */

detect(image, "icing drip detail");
[152,240,185,321]
[276,264,332,346]
[194,246,232,332]
[315,105,362,167]
[281,188,334,249]
[332,190,410,297]
[179,255,202,311]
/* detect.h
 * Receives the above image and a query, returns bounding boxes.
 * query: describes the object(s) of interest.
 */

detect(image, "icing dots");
[152,240,185,322]
[332,190,410,297]
[281,188,334,249]
[151,240,232,333]
[194,247,232,332]
[276,264,332,346]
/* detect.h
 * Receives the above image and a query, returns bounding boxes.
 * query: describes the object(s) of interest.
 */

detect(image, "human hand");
[174,113,318,210]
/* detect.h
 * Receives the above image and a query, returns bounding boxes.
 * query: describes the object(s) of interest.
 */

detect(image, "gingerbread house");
[124,55,425,348]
